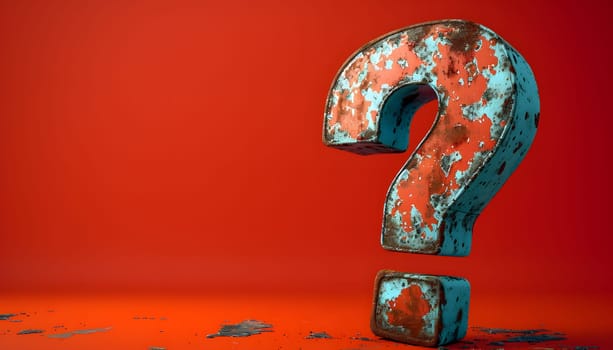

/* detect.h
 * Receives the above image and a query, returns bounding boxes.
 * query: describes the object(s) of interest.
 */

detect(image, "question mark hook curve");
[323,19,540,257]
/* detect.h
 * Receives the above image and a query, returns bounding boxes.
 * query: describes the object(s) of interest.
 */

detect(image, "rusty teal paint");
[371,270,470,346]
[323,20,540,256]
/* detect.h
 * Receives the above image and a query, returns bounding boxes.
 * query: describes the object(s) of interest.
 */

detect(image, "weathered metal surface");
[323,20,540,256]
[371,270,470,346]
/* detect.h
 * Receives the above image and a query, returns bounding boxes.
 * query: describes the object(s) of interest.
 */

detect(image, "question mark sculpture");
[323,20,539,346]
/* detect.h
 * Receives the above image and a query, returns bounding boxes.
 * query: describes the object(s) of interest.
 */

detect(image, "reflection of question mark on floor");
[323,20,539,346]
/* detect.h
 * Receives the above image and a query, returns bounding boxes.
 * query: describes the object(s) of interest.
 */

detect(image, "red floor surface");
[1,292,610,349]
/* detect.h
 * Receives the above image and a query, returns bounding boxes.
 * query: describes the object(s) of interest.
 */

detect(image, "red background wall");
[0,0,610,298]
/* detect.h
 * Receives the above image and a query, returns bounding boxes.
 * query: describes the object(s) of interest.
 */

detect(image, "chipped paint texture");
[323,20,539,256]
[371,270,469,346]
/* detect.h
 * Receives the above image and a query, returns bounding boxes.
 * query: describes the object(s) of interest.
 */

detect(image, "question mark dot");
[371,271,469,346]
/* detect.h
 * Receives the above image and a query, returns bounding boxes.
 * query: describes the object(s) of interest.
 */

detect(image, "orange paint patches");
[386,285,431,339]
[327,54,372,139]
[328,88,371,140]
[344,54,369,84]
[391,155,444,232]
[390,116,496,234]
[443,119,496,185]
[368,35,423,90]
[433,33,498,112]
[474,35,498,70]
[328,34,424,140]
[388,28,503,235]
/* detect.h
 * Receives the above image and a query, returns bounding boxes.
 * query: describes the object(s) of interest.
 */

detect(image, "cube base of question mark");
[371,270,470,347]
